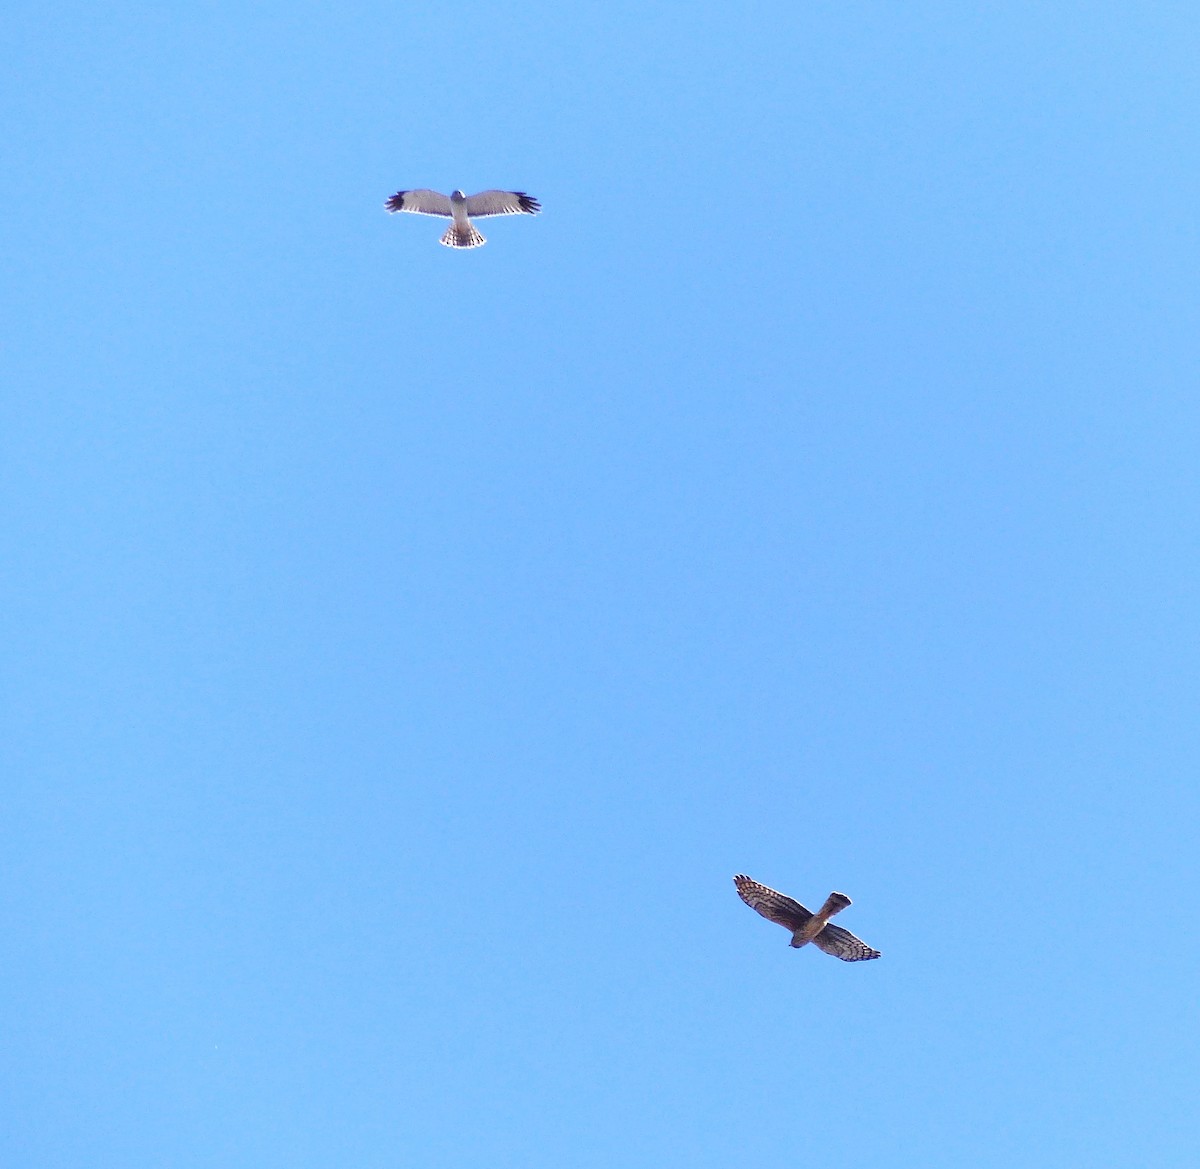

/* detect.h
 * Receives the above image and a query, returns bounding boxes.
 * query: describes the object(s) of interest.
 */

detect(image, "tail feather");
[790,892,853,947]
[440,222,486,249]
[816,892,852,921]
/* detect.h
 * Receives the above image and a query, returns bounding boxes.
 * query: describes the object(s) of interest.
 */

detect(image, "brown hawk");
[383,188,541,248]
[733,874,880,961]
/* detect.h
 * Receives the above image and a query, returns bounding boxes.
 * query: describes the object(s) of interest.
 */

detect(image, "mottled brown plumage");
[733,875,880,961]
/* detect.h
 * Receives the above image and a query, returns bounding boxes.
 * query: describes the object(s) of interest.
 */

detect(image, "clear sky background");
[3,3,1198,1166]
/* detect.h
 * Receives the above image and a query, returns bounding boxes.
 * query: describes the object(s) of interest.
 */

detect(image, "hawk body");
[733,875,880,962]
[384,187,541,248]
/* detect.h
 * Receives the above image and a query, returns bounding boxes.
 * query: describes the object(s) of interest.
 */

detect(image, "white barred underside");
[440,222,486,248]
[386,187,537,247]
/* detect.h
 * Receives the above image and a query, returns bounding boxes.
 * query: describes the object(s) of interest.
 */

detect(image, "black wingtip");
[516,191,541,214]
[384,190,407,212]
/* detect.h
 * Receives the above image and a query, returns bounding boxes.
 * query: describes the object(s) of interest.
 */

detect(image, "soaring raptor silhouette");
[384,188,541,248]
[734,874,880,962]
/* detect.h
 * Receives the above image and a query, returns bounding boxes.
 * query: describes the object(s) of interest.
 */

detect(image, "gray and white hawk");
[733,874,881,961]
[384,188,541,248]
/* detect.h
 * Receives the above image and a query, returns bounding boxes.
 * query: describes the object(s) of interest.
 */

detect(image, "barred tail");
[815,892,852,921]
[791,892,852,947]
[440,222,486,249]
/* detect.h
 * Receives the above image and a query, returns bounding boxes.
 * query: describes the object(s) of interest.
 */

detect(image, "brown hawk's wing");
[733,875,812,932]
[812,922,881,962]
[463,190,541,217]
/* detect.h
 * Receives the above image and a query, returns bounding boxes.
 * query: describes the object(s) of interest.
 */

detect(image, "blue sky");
[3,3,1198,1166]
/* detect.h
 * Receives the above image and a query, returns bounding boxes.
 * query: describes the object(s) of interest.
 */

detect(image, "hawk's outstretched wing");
[464,190,541,218]
[733,874,812,932]
[385,189,453,217]
[812,922,881,962]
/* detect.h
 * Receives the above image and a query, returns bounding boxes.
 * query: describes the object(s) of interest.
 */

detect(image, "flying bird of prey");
[733,874,881,962]
[384,188,541,248]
